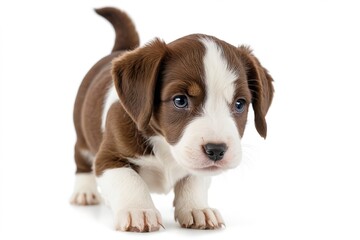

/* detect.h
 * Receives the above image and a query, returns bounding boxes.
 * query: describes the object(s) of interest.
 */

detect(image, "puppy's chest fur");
[129,136,189,193]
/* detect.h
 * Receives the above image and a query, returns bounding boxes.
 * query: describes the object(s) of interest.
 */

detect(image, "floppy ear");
[112,38,167,131]
[238,46,274,138]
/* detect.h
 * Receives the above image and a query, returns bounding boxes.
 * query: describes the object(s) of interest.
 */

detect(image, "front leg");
[174,176,224,229]
[97,167,162,232]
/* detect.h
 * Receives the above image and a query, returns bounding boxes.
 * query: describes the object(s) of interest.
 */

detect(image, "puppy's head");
[112,34,274,175]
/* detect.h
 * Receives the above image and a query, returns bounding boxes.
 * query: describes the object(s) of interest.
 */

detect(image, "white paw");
[115,209,163,232]
[70,173,101,205]
[175,208,224,229]
[70,190,100,205]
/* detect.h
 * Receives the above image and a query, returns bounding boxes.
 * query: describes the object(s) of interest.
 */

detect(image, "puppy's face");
[112,34,274,175]
[154,37,251,174]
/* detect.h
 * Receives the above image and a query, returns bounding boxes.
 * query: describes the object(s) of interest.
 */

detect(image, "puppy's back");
[73,8,139,156]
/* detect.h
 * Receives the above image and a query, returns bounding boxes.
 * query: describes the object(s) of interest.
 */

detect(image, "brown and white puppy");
[70,7,274,232]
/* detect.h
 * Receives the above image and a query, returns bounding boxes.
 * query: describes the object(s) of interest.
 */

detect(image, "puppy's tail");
[95,7,140,52]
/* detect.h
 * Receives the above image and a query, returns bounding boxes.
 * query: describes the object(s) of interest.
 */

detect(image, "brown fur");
[112,39,168,132]
[95,7,139,52]
[238,46,274,138]
[73,8,141,174]
[73,53,120,173]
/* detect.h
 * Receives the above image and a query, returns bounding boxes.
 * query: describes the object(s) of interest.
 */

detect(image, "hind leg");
[70,141,101,205]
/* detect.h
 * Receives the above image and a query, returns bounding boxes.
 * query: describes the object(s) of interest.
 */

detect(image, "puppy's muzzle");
[203,143,228,161]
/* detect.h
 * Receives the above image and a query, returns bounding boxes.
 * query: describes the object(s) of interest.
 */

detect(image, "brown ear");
[112,38,167,131]
[238,46,274,138]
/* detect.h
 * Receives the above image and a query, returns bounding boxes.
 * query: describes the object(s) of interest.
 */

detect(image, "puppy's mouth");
[171,144,241,175]
[188,162,227,174]
[198,165,222,171]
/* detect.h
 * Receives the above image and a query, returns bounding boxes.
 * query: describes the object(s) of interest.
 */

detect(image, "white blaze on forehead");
[200,37,238,106]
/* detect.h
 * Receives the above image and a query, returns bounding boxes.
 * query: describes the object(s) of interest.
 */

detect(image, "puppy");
[70,7,274,232]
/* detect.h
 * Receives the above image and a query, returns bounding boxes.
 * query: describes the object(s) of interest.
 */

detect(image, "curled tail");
[95,7,140,52]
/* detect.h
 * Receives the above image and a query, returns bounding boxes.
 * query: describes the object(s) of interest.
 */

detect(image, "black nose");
[203,143,227,161]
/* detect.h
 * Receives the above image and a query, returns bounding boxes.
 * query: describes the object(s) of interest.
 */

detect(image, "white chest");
[129,136,189,194]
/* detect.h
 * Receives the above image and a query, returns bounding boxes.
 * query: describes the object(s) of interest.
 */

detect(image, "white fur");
[175,175,211,209]
[174,175,224,228]
[101,83,119,131]
[97,168,162,231]
[70,173,101,205]
[200,37,238,104]
[129,136,189,194]
[170,38,242,174]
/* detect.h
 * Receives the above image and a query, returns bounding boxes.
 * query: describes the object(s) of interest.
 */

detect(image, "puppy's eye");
[173,95,188,109]
[235,98,246,113]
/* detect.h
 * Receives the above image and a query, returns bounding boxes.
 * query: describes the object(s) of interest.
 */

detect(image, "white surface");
[1,0,359,239]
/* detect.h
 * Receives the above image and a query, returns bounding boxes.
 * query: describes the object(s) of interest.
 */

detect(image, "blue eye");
[235,98,246,113]
[173,95,188,109]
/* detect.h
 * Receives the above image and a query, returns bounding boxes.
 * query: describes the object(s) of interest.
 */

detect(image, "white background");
[1,0,359,239]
